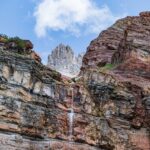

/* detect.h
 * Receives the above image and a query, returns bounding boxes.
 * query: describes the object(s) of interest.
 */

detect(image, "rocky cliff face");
[82,11,150,71]
[0,39,102,150]
[47,44,84,77]
[80,11,150,149]
[0,11,150,150]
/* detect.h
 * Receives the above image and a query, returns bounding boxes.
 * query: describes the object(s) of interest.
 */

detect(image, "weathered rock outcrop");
[82,11,150,70]
[0,11,150,150]
[80,11,150,149]
[47,44,84,77]
[0,41,103,149]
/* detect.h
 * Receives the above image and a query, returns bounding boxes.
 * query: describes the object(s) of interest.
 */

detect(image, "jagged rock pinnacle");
[47,43,84,77]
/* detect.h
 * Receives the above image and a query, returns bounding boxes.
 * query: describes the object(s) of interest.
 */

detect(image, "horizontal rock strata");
[0,11,150,150]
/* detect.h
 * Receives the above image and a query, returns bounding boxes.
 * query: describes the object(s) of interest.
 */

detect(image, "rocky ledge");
[0,12,150,150]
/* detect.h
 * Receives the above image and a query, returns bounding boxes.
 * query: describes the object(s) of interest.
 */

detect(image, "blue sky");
[0,0,150,64]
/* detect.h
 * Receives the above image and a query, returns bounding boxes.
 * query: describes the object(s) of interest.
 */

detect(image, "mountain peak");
[47,44,84,77]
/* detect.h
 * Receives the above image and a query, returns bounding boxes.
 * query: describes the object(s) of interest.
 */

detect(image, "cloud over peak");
[34,0,122,37]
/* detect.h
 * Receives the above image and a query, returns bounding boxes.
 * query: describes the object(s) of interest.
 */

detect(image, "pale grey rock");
[47,44,84,77]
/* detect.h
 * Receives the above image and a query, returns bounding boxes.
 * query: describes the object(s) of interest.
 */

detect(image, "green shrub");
[0,35,26,50]
[0,34,8,39]
[7,37,26,50]
[0,34,9,43]
[99,63,116,73]
[51,70,61,80]
[102,63,115,70]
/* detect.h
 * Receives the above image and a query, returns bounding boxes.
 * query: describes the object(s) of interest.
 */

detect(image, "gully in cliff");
[68,86,75,142]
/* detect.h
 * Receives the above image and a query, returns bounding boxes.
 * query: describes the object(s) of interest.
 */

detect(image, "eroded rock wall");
[0,50,104,150]
[80,11,150,150]
[0,11,150,150]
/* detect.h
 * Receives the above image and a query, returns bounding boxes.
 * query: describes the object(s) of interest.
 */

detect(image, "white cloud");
[34,0,123,37]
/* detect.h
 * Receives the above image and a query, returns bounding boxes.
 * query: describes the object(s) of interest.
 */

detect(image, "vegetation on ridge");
[0,34,33,53]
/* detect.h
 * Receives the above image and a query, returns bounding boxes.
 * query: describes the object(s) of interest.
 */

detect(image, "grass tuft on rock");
[98,63,116,73]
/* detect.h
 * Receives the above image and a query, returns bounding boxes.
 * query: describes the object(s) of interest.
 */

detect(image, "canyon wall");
[0,39,104,150]
[0,11,150,150]
[80,11,150,150]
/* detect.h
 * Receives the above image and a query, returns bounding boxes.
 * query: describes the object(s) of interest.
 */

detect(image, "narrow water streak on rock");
[68,87,74,142]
